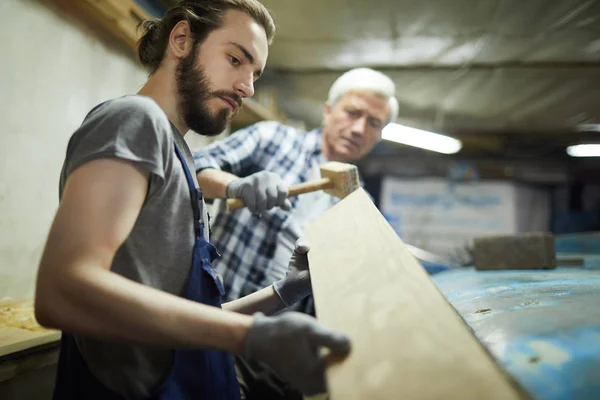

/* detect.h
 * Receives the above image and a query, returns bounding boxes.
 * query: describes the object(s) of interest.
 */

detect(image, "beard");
[175,43,241,137]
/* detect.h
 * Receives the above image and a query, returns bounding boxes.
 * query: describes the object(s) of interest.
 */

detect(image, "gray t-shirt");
[59,95,207,399]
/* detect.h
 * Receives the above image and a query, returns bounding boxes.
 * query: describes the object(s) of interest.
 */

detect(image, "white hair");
[327,67,399,124]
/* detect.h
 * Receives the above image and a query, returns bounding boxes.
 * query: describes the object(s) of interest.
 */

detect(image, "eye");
[346,109,361,118]
[228,55,241,66]
[369,118,383,130]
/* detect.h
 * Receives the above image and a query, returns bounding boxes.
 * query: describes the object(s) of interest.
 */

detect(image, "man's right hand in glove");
[244,312,351,396]
[226,171,292,213]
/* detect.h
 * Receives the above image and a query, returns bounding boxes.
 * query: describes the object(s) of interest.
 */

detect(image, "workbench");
[0,299,60,399]
[433,266,600,400]
[2,236,600,399]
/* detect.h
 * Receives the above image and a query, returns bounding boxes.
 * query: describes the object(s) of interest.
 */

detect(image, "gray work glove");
[226,171,292,213]
[245,312,351,395]
[273,238,311,307]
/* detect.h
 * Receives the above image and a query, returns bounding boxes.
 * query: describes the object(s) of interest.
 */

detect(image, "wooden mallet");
[226,161,360,211]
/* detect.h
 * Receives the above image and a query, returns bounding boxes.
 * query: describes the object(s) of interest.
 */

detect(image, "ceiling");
[155,0,600,181]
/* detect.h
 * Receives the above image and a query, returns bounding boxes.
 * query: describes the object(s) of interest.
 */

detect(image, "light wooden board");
[0,299,61,358]
[306,189,528,400]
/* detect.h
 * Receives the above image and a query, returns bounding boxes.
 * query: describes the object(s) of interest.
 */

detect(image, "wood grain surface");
[306,189,528,400]
[0,299,60,358]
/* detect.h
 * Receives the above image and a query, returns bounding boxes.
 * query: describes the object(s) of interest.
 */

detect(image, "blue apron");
[52,143,241,400]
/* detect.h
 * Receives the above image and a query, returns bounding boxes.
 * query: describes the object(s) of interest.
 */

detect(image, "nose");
[233,73,254,98]
[350,116,368,137]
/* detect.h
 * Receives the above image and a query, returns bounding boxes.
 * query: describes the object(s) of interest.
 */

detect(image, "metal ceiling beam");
[357,154,573,184]
[276,61,600,73]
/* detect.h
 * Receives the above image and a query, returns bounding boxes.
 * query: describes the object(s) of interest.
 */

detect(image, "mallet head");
[320,162,360,199]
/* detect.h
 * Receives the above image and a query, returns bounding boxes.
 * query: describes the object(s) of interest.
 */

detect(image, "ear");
[167,20,193,60]
[323,102,332,126]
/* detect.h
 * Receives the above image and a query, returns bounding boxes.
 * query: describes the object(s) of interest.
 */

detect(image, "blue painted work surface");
[555,233,600,255]
[433,267,600,400]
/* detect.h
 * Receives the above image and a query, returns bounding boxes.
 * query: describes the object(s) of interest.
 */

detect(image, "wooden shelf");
[62,0,150,53]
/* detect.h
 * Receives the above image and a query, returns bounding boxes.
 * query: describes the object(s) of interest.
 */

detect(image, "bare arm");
[35,158,252,354]
[222,285,287,315]
[196,168,239,199]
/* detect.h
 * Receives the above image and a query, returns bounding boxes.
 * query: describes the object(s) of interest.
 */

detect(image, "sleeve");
[193,121,281,177]
[64,96,172,185]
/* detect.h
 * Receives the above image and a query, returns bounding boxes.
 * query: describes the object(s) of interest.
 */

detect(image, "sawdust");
[0,300,46,332]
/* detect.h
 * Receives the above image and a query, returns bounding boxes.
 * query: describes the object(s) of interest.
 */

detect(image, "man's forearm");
[196,169,239,199]
[35,264,252,354]
[222,285,286,315]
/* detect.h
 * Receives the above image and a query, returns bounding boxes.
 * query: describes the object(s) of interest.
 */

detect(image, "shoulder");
[68,95,175,170]
[88,95,170,130]
[96,95,165,117]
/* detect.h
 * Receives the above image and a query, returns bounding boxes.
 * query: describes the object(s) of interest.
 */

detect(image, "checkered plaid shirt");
[193,121,340,302]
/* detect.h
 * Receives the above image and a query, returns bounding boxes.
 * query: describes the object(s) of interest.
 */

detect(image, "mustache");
[212,90,242,109]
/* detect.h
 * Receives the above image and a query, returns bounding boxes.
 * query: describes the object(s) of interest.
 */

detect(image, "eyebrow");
[229,41,263,79]
[346,105,384,125]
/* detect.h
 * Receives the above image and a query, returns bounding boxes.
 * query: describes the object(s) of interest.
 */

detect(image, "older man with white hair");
[194,67,398,301]
[193,67,397,399]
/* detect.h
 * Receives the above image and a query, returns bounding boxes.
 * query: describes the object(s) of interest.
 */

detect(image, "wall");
[380,177,551,261]
[0,0,150,299]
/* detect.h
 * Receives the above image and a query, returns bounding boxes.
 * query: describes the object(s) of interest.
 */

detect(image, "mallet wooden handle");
[226,178,333,211]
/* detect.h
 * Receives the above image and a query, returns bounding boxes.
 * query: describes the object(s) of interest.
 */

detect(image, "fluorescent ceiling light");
[576,124,600,132]
[566,144,600,157]
[382,123,462,154]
